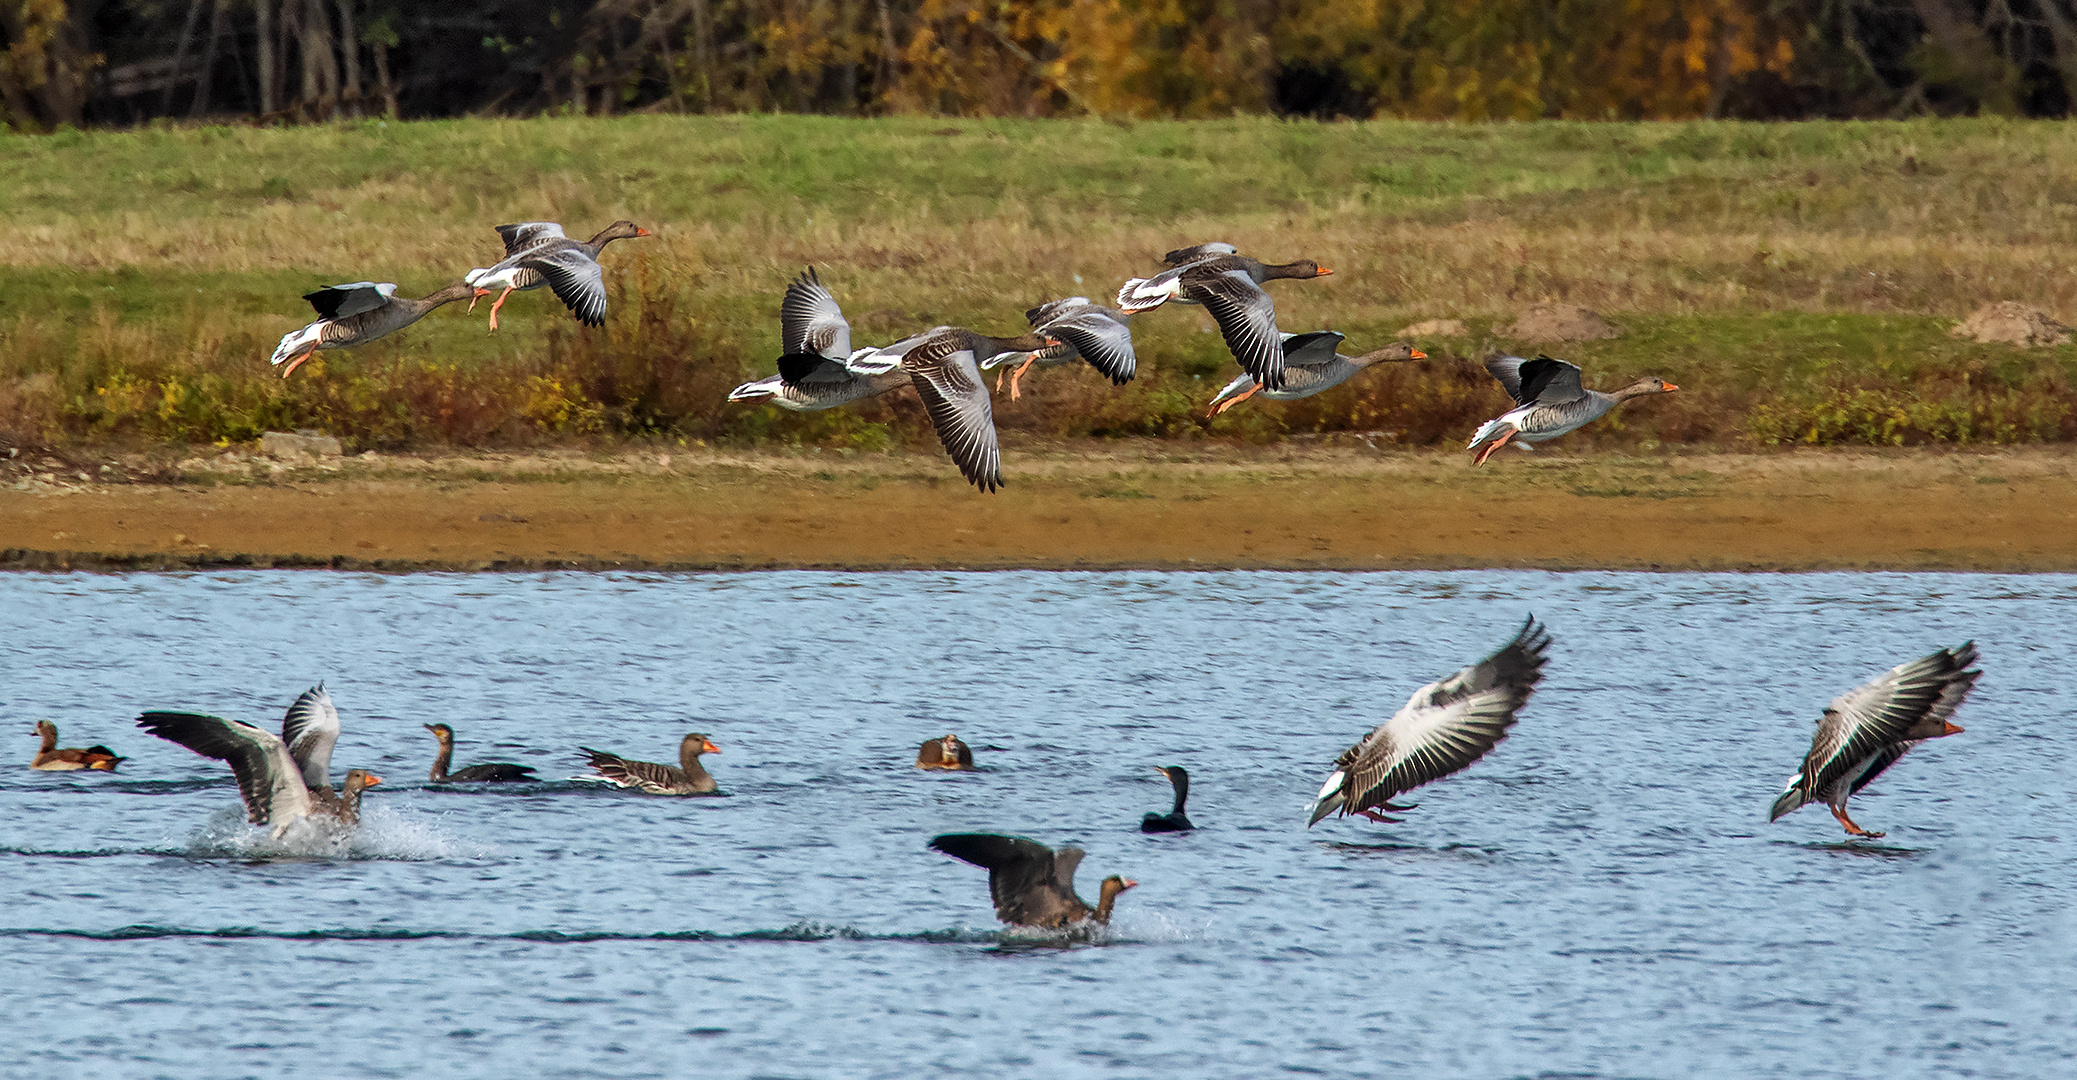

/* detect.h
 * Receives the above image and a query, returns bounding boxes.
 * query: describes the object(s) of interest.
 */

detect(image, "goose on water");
[916,734,975,770]
[842,325,1060,493]
[30,721,123,771]
[133,684,383,837]
[1115,242,1333,391]
[1769,643,1979,839]
[465,220,650,331]
[424,723,536,783]
[929,833,1137,929]
[268,280,478,378]
[1307,617,1551,827]
[1207,332,1424,415]
[1466,354,1677,464]
[729,267,911,411]
[577,733,721,795]
[979,297,1137,400]
[1140,766,1193,832]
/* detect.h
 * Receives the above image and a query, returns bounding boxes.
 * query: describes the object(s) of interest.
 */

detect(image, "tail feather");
[1466,417,1513,452]
[1115,277,1173,313]
[728,377,780,402]
[269,323,326,367]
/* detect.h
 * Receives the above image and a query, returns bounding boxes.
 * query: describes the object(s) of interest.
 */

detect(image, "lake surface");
[3,570,2072,1079]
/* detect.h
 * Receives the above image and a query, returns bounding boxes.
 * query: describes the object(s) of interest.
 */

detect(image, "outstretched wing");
[1516,356,1587,405]
[1776,643,1980,820]
[280,683,340,793]
[495,222,566,257]
[904,339,1002,492]
[1163,242,1238,266]
[303,282,396,320]
[1036,303,1137,384]
[1186,269,1284,390]
[1281,330,1347,369]
[929,833,1074,925]
[137,711,311,825]
[524,246,608,326]
[781,267,853,360]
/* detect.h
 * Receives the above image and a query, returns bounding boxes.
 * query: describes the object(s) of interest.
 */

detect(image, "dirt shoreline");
[3,443,2074,573]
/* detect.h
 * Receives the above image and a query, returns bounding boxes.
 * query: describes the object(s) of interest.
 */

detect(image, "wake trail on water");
[0,919,1173,948]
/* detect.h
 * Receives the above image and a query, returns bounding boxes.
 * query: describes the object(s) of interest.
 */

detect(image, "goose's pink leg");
[1009,357,1038,400]
[1209,383,1262,417]
[486,288,516,332]
[279,348,317,378]
[467,288,492,314]
[1830,805,1884,839]
[1472,428,1516,465]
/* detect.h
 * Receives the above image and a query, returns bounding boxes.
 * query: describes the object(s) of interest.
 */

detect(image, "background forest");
[9,0,2077,131]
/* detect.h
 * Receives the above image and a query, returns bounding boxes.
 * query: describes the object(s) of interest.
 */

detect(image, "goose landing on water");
[424,723,536,783]
[1769,643,1979,839]
[576,733,721,795]
[929,833,1137,929]
[1141,766,1193,832]
[31,721,124,771]
[135,686,382,838]
[1307,617,1551,827]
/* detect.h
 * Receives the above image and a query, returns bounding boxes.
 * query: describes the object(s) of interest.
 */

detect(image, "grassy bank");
[6,115,2077,452]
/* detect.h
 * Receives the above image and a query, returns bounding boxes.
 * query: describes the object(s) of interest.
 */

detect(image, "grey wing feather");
[1282,330,1347,368]
[524,246,608,326]
[1187,269,1284,389]
[1516,356,1587,404]
[305,283,394,320]
[495,222,566,257]
[137,711,311,825]
[904,342,1002,492]
[781,267,852,360]
[280,683,340,793]
[1164,242,1237,266]
[1422,616,1553,709]
[930,833,1068,924]
[1041,305,1137,384]
[1786,644,1979,817]
[1484,354,1531,404]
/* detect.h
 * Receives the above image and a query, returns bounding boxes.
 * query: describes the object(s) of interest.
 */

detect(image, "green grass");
[6,114,2077,451]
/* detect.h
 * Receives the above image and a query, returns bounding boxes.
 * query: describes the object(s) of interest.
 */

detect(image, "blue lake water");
[2,570,2072,1079]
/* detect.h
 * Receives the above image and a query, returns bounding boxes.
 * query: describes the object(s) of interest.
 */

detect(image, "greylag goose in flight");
[916,734,975,770]
[1307,616,1551,827]
[577,733,721,795]
[30,721,123,771]
[1140,766,1193,832]
[980,297,1137,400]
[464,220,650,331]
[1768,643,1979,838]
[134,693,381,838]
[1114,243,1333,390]
[268,281,477,378]
[1466,354,1677,464]
[1207,332,1424,415]
[844,325,1060,492]
[423,723,537,783]
[729,267,911,410]
[929,833,1137,929]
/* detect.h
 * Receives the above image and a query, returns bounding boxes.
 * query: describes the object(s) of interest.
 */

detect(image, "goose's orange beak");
[702,739,722,754]
[364,774,384,787]
[1315,267,1334,276]
[1943,721,1964,735]
[1410,348,1427,359]
[636,227,652,237]
[1121,878,1139,889]
[1663,382,1680,392]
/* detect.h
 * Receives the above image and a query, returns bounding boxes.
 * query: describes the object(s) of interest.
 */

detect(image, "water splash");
[182,804,494,861]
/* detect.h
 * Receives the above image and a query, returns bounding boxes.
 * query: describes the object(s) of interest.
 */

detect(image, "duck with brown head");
[916,734,974,770]
[30,721,124,771]
[576,732,721,795]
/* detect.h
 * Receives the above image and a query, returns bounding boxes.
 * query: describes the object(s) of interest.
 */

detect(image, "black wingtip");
[775,351,824,386]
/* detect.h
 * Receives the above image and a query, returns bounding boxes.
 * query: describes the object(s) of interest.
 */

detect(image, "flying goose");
[1207,332,1424,415]
[424,723,536,783]
[1307,616,1551,827]
[30,721,123,771]
[1140,766,1193,832]
[134,685,381,838]
[980,297,1137,400]
[929,833,1137,929]
[1466,354,1677,464]
[843,325,1060,492]
[465,220,650,331]
[1769,643,1979,838]
[916,734,975,770]
[729,267,912,410]
[576,732,721,795]
[268,280,477,378]
[1114,243,1333,390]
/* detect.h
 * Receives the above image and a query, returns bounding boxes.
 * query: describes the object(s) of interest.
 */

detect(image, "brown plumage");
[916,734,975,770]
[930,833,1137,929]
[31,721,123,771]
[578,732,721,795]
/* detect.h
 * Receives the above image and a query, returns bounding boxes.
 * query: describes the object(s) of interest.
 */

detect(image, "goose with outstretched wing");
[1466,354,1677,464]
[980,297,1137,399]
[135,706,381,838]
[1307,617,1551,827]
[929,833,1137,928]
[730,267,912,410]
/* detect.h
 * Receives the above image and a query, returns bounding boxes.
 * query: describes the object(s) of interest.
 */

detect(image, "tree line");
[5,0,2077,130]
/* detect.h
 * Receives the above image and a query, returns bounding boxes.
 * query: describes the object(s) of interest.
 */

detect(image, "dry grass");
[6,115,2077,451]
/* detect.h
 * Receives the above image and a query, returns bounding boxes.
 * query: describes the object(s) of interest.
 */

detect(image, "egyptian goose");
[424,723,536,783]
[1467,355,1677,464]
[577,733,720,795]
[1114,243,1333,390]
[980,297,1137,400]
[929,833,1137,928]
[843,325,1060,492]
[268,280,477,378]
[464,220,650,331]
[730,267,912,410]
[1308,617,1551,827]
[30,721,123,771]
[134,684,381,838]
[1140,766,1193,832]
[916,734,975,770]
[1769,643,1979,838]
[1207,332,1423,415]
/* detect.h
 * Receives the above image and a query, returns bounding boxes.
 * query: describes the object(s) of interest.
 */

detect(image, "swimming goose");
[30,721,124,771]
[916,734,975,770]
[268,280,477,378]
[980,297,1136,400]
[730,267,913,410]
[1140,766,1193,832]
[1466,354,1677,464]
[134,708,381,838]
[1207,332,1424,415]
[1769,643,1979,838]
[424,723,537,783]
[1307,616,1551,827]
[929,833,1137,929]
[464,220,650,331]
[844,326,1059,492]
[577,733,720,795]
[1114,244,1333,390]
